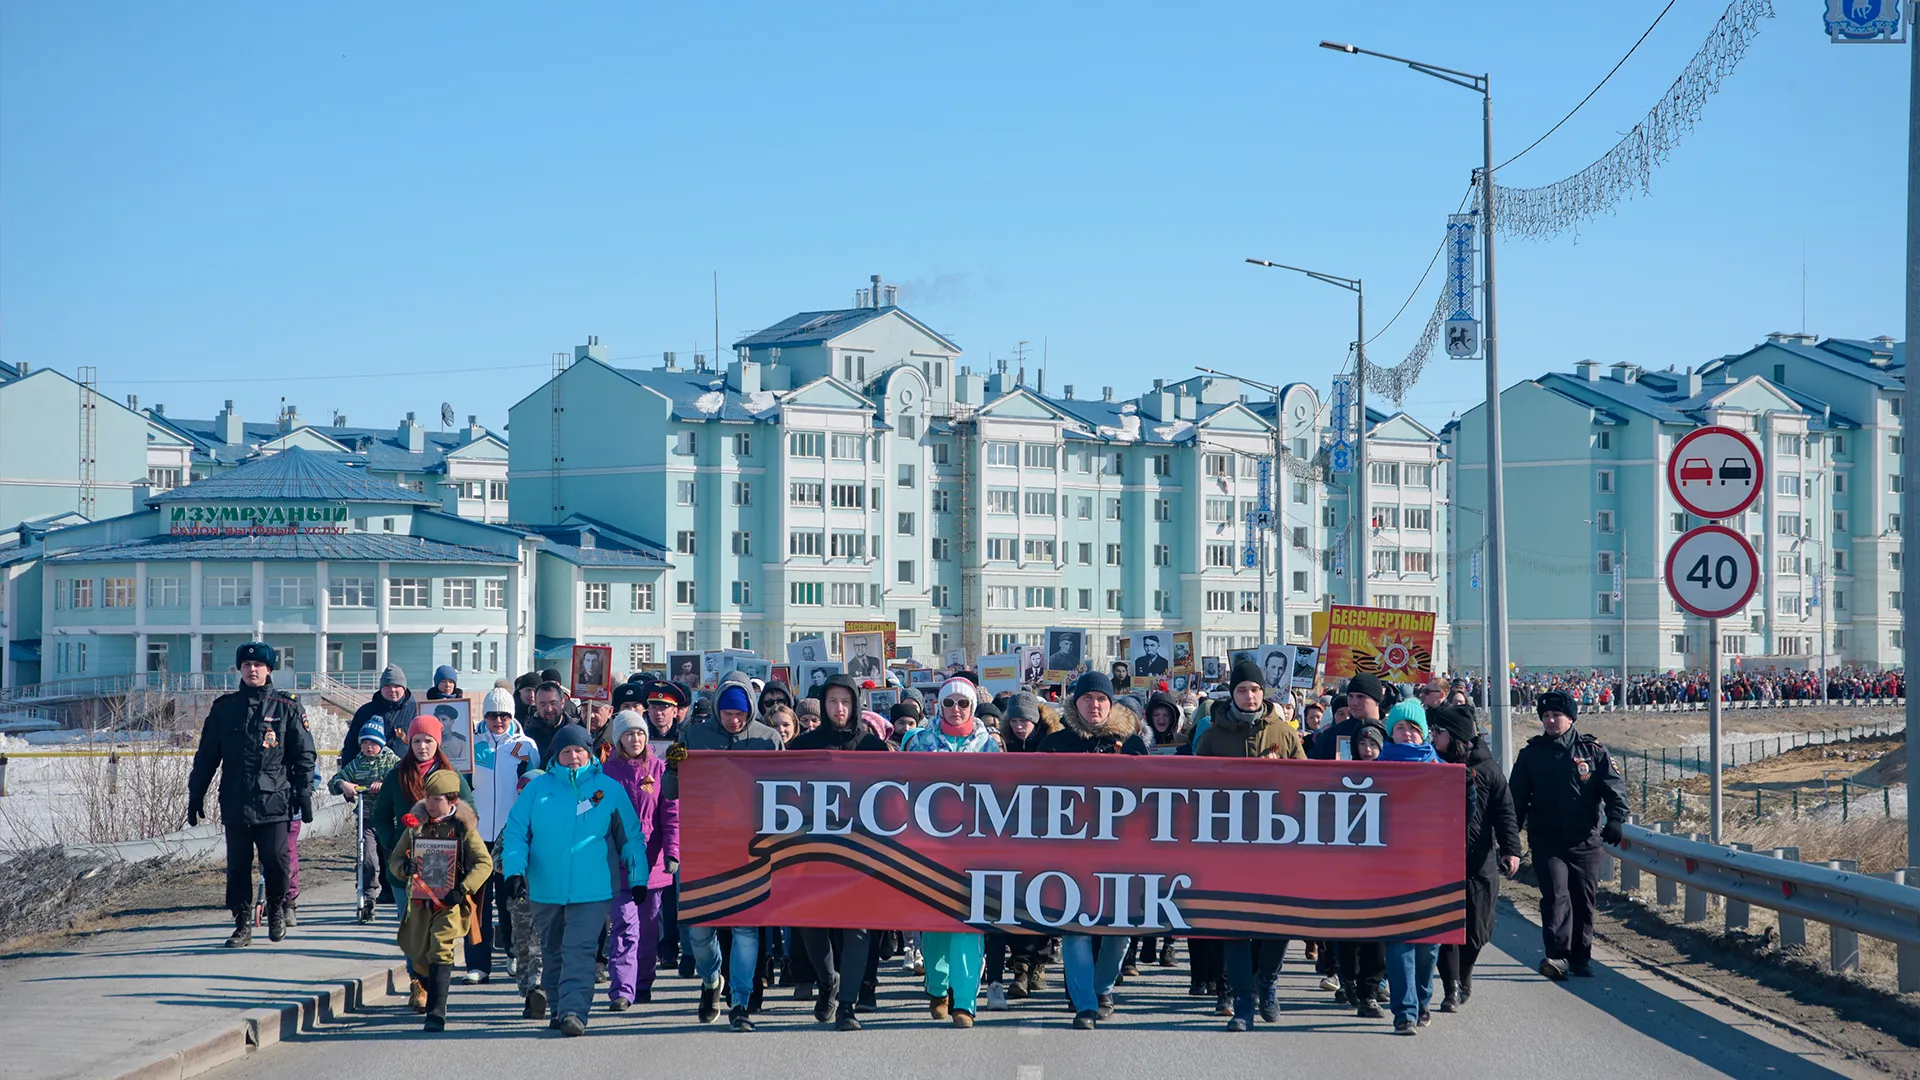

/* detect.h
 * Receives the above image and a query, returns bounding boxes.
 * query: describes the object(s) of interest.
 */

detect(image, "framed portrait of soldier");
[700,650,725,691]
[1228,648,1259,675]
[1202,656,1222,682]
[793,661,843,699]
[866,688,900,715]
[1171,631,1194,676]
[1019,645,1045,686]
[1043,627,1084,683]
[786,637,827,665]
[842,633,886,681]
[1290,645,1321,690]
[571,644,613,702]
[1256,645,1295,693]
[430,698,475,773]
[667,652,702,688]
[726,656,773,684]
[1129,632,1172,679]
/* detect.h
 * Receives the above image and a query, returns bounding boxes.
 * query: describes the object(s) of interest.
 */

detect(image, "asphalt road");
[205,912,1876,1080]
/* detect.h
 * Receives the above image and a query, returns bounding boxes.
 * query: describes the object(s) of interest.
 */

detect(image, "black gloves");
[187,801,204,827]
[1601,820,1624,846]
[630,883,651,907]
[505,875,527,900]
[298,791,314,824]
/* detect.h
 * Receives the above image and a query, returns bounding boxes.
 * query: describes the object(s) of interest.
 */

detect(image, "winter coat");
[188,682,316,827]
[341,690,420,769]
[1193,698,1306,760]
[998,703,1061,753]
[426,685,464,701]
[1464,736,1523,951]
[389,800,493,968]
[1037,698,1149,755]
[1510,727,1630,850]
[472,718,539,843]
[1307,714,1379,761]
[788,675,889,752]
[1140,691,1188,751]
[500,759,646,906]
[328,748,400,799]
[899,720,1002,753]
[601,749,680,890]
[371,760,473,878]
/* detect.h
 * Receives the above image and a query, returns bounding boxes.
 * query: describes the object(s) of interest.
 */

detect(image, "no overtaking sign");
[1663,424,1762,621]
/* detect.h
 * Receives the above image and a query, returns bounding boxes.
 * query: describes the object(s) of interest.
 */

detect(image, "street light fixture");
[1321,39,1514,773]
[1242,259,1368,606]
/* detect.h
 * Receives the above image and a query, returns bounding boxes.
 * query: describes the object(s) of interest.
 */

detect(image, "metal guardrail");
[0,670,390,705]
[1606,823,1920,993]
[1564,697,1905,714]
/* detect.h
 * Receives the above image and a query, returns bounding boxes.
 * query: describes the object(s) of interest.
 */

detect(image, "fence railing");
[1606,823,1920,993]
[1560,697,1904,714]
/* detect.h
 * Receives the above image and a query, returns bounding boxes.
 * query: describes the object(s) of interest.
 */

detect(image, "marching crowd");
[188,643,1631,1038]
[1506,666,1904,710]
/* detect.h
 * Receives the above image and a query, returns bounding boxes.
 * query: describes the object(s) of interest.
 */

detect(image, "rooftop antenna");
[440,402,455,430]
[1800,239,1807,335]
[714,271,721,369]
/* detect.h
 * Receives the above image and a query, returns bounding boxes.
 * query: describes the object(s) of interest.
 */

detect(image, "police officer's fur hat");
[236,641,277,669]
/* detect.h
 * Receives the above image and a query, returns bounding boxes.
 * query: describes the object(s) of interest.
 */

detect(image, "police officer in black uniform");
[1508,689,1629,980]
[187,642,317,948]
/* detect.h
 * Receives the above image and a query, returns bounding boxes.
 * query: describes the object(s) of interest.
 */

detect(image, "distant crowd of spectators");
[1487,667,1905,709]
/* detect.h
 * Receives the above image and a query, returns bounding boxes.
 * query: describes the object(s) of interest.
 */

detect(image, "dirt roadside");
[1497,705,1906,755]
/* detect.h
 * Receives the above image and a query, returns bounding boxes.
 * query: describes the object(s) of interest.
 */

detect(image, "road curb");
[90,960,409,1080]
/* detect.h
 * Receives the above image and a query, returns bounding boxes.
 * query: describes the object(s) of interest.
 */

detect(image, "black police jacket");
[1508,726,1629,850]
[188,682,317,826]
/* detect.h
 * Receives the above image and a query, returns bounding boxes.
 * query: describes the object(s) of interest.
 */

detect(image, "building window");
[790,481,823,507]
[1777,474,1801,496]
[359,641,378,671]
[583,582,610,611]
[1152,454,1171,476]
[732,432,752,457]
[1404,507,1432,530]
[1105,543,1122,566]
[790,530,823,556]
[1835,472,1847,494]
[675,531,697,555]
[484,579,507,609]
[390,578,430,609]
[987,489,1017,514]
[450,641,463,672]
[1595,431,1612,451]
[1834,510,1849,532]
[1595,510,1614,533]
[676,480,696,506]
[1776,433,1803,457]
[676,431,698,456]
[66,577,92,609]
[1893,474,1906,495]
[931,489,951,513]
[1152,588,1171,612]
[489,479,509,501]
[147,467,183,491]
[986,586,1018,610]
[1292,570,1308,593]
[1206,542,1234,568]
[1023,537,1056,562]
[442,578,476,609]
[1105,589,1123,612]
[1596,551,1615,574]
[1077,542,1093,565]
[1152,498,1171,522]
[831,434,865,460]
[987,537,1016,562]
[791,582,823,606]
[383,517,396,532]
[1670,512,1688,534]
[1073,588,1090,611]
[628,642,654,669]
[731,629,752,650]
[101,577,135,608]
[897,415,918,440]
[1024,491,1056,517]
[676,631,697,651]
[895,560,914,583]
[1373,550,1400,573]
[203,576,248,608]
[1405,463,1433,487]
[830,483,865,509]
[1778,553,1800,575]
[1373,506,1400,529]
[1204,453,1233,478]
[932,585,950,609]
[260,576,310,607]
[147,576,183,607]
[1153,543,1170,567]
[1777,594,1801,616]
[830,531,866,558]
[1371,462,1400,486]
[731,581,751,605]
[1205,497,1233,524]
[1105,498,1122,522]
[1596,469,1613,493]
[676,580,697,605]
[1776,513,1801,536]
[932,537,951,561]
[1023,586,1057,610]
[1597,633,1613,655]
[1109,453,1125,477]
[984,441,1017,467]
[1404,551,1433,574]
[1205,589,1233,613]
[789,431,824,458]
[1023,443,1058,470]
[1292,480,1309,505]
[897,464,916,488]
[329,577,374,608]
[1597,593,1615,615]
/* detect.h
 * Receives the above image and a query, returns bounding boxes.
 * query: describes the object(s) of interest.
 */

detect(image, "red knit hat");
[408,715,443,744]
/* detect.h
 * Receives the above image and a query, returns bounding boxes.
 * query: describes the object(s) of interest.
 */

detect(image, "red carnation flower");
[401,814,420,828]
[862,680,877,689]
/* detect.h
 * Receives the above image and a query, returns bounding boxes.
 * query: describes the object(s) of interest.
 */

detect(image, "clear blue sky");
[0,2,1905,434]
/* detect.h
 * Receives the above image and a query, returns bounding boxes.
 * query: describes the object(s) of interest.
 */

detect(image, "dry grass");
[1720,815,1909,874]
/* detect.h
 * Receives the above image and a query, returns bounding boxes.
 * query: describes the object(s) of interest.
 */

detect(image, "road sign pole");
[1708,616,1723,843]
[1905,4,1918,903]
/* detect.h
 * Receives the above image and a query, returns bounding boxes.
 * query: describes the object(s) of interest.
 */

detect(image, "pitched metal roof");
[45,531,518,564]
[152,415,499,469]
[606,364,787,423]
[526,515,670,567]
[147,446,436,506]
[734,306,960,352]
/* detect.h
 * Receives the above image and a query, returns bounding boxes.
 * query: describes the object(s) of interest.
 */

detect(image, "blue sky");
[0,2,1906,434]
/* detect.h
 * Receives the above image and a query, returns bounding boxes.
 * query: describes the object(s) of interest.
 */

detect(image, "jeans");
[608,888,663,1000]
[1061,935,1127,1013]
[533,899,612,1023]
[1224,937,1287,1018]
[1385,942,1438,1024]
[922,931,985,1014]
[688,923,761,1008]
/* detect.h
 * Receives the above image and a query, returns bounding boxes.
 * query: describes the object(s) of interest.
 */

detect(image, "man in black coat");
[1307,674,1388,760]
[1427,705,1521,1009]
[187,641,316,948]
[339,663,417,769]
[1509,690,1630,981]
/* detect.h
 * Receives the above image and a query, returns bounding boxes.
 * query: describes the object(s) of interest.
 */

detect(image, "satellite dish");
[440,403,455,429]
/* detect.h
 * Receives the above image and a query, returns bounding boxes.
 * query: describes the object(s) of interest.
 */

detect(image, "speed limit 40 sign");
[1664,524,1760,619]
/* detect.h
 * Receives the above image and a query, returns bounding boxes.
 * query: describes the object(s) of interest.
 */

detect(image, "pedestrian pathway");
[0,877,396,1080]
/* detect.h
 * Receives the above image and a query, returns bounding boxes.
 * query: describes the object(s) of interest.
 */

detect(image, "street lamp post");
[1793,534,1829,704]
[1457,503,1491,704]
[1244,260,1368,606]
[1321,40,1512,771]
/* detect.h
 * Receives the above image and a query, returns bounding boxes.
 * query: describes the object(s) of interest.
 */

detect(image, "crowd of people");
[1504,666,1904,709]
[187,643,1632,1038]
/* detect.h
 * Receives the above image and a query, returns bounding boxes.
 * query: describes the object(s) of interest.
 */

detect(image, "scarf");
[939,715,974,738]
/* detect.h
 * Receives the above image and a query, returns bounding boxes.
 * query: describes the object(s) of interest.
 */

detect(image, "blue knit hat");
[1385,698,1429,741]
[356,720,388,748]
[547,724,593,759]
[433,665,458,686]
[717,685,753,715]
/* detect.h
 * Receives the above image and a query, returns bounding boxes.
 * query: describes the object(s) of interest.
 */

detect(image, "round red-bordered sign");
[1663,524,1760,619]
[1666,425,1764,520]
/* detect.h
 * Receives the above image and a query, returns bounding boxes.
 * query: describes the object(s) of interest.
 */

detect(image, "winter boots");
[423,964,451,1031]
[523,987,547,1020]
[266,902,287,942]
[408,977,429,1013]
[224,913,252,949]
[357,898,376,924]
[282,899,297,928]
[1006,960,1031,1000]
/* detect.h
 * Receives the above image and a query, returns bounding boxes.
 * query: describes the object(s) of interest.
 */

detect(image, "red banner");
[680,752,1465,943]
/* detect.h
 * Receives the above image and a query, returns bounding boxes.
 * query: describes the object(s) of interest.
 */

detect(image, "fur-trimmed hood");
[1060,696,1143,741]
[406,797,480,833]
[998,697,1062,752]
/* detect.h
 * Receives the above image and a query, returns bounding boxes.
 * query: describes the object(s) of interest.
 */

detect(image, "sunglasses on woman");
[941,697,974,710]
